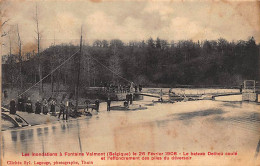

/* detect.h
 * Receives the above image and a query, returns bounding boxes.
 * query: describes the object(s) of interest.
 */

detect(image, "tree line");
[2,37,259,93]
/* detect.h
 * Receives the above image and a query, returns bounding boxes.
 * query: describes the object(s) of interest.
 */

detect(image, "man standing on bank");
[17,96,25,112]
[35,100,42,114]
[42,98,48,115]
[10,99,16,115]
[26,98,33,113]
[50,98,57,116]
[59,101,66,120]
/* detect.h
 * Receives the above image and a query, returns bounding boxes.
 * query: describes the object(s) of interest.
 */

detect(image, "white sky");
[1,0,260,55]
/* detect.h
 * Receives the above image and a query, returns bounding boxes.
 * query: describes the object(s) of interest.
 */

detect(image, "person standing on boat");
[240,84,243,93]
[9,99,16,115]
[26,98,33,113]
[126,94,129,105]
[160,89,163,102]
[42,98,48,115]
[124,100,128,108]
[134,85,138,92]
[139,85,142,92]
[35,100,42,114]
[84,99,90,112]
[130,82,134,93]
[129,93,133,104]
[107,97,111,111]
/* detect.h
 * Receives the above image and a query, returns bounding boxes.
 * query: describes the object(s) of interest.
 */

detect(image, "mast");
[75,26,83,113]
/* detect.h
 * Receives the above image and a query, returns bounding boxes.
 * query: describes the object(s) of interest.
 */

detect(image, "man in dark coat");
[26,98,33,113]
[35,100,41,114]
[17,96,25,112]
[134,85,138,92]
[58,101,66,120]
[84,99,90,112]
[42,98,48,115]
[95,99,100,112]
[50,99,56,116]
[240,84,243,93]
[10,99,16,115]
[124,100,128,108]
[107,97,111,111]
[126,94,130,105]
[129,94,133,104]
[139,84,142,92]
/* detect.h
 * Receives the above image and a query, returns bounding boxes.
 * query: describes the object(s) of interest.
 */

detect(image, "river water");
[1,90,260,165]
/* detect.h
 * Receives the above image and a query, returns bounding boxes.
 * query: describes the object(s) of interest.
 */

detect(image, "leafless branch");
[1,19,10,27]
[1,31,8,37]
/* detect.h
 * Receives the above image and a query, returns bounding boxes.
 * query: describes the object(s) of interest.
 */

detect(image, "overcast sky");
[1,0,260,55]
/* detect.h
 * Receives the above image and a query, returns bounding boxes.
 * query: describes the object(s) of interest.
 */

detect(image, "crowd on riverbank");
[2,90,102,120]
[2,86,140,120]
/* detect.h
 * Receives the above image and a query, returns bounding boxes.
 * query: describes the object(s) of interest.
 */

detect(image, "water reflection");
[28,129,34,139]
[19,130,26,141]
[37,128,42,136]
[2,135,5,157]
[44,127,49,135]
[77,120,82,153]
[52,126,56,133]
[61,124,66,133]
[11,131,18,142]
[19,130,28,152]
[177,108,225,120]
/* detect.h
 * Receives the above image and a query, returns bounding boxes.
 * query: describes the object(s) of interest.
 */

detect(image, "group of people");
[134,85,143,92]
[124,93,133,108]
[6,84,141,117]
[101,82,143,94]
[8,96,71,120]
[84,99,100,112]
[84,98,111,112]
[9,97,38,115]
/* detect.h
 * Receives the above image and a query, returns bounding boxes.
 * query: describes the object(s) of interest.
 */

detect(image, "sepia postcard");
[1,0,260,165]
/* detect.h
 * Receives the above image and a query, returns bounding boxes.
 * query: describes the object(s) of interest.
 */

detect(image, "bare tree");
[50,33,55,95]
[1,19,10,38]
[34,3,43,93]
[0,0,10,38]
[7,33,19,90]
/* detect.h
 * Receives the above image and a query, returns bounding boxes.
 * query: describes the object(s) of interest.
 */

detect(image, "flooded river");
[1,95,260,165]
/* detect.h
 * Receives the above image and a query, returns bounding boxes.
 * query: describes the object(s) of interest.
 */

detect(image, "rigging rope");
[18,49,80,97]
[83,52,133,84]
[18,48,133,97]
